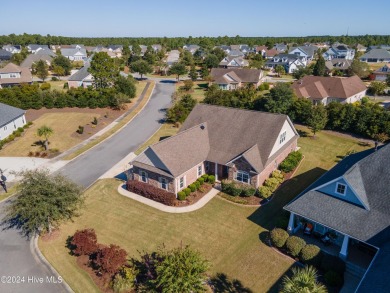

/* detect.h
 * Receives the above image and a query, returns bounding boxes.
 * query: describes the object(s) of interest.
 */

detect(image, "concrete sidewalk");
[117,183,220,213]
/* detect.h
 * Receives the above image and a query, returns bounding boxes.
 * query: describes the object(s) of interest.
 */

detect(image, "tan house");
[0,63,32,88]
[210,68,263,90]
[292,75,367,105]
[130,104,299,196]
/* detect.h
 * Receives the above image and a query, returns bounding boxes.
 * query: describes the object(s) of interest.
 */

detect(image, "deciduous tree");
[275,65,286,77]
[307,105,328,137]
[36,60,49,81]
[89,52,118,88]
[348,59,370,78]
[169,62,188,81]
[95,244,127,275]
[130,59,153,79]
[52,55,72,75]
[369,81,386,96]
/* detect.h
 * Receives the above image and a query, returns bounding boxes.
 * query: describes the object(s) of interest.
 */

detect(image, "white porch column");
[215,163,218,181]
[339,235,349,260]
[287,213,295,234]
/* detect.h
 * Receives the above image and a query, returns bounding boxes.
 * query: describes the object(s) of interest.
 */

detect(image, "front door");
[222,166,229,179]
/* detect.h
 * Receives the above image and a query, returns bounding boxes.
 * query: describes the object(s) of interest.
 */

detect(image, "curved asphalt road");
[0,79,174,292]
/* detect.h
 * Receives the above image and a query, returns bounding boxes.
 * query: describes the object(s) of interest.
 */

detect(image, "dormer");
[282,57,288,62]
[274,57,280,62]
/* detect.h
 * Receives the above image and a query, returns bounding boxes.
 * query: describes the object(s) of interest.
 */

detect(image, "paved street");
[0,79,174,292]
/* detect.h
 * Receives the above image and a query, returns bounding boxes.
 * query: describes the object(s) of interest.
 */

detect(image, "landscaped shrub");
[194,181,200,189]
[285,236,306,257]
[197,177,204,185]
[324,270,344,287]
[71,228,98,256]
[94,244,127,275]
[241,186,256,197]
[279,151,302,173]
[208,175,215,184]
[17,127,24,133]
[189,184,196,192]
[40,82,51,90]
[270,228,289,248]
[177,191,186,201]
[92,117,98,125]
[271,170,284,183]
[51,76,59,81]
[321,254,346,274]
[264,177,280,190]
[230,184,243,196]
[183,188,191,196]
[77,125,84,134]
[221,180,233,194]
[201,174,209,182]
[259,185,273,199]
[300,244,322,266]
[126,180,176,206]
[112,266,137,293]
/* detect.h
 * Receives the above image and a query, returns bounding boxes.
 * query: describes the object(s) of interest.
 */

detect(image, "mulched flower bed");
[219,192,262,205]
[175,183,213,207]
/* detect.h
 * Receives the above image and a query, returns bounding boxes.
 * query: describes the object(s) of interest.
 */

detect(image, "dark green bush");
[183,188,191,196]
[285,236,306,257]
[17,127,24,132]
[241,186,256,197]
[189,184,196,192]
[40,82,51,91]
[221,180,233,193]
[208,175,215,184]
[201,174,209,182]
[324,270,344,287]
[300,244,322,266]
[27,121,33,126]
[321,254,346,274]
[194,181,200,189]
[270,228,289,248]
[230,185,243,196]
[77,125,84,134]
[197,177,204,185]
[279,151,302,173]
[51,76,59,81]
[177,191,186,201]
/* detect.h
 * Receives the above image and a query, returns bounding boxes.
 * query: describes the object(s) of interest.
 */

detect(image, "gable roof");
[211,68,262,84]
[325,58,352,70]
[289,45,318,58]
[27,44,49,50]
[0,102,25,127]
[292,75,366,99]
[34,48,56,56]
[219,56,248,67]
[0,49,12,60]
[20,54,53,68]
[68,64,92,81]
[61,48,87,57]
[0,63,33,85]
[132,104,298,178]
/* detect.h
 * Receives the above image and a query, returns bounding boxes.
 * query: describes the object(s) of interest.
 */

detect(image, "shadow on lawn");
[209,273,253,293]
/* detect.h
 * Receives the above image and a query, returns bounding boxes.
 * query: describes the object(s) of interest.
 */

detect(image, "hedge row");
[0,122,33,150]
[126,180,176,206]
[279,151,302,173]
[177,174,215,201]
[221,180,256,197]
[258,170,284,199]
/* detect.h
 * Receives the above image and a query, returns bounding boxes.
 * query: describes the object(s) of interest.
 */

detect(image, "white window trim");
[179,176,186,190]
[234,170,250,184]
[279,131,287,144]
[335,182,347,196]
[197,165,203,178]
[159,177,168,190]
[139,170,148,183]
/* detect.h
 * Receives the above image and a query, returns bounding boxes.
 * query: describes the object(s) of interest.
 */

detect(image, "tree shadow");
[209,273,253,293]
[297,129,309,137]
[66,235,76,256]
[259,231,271,246]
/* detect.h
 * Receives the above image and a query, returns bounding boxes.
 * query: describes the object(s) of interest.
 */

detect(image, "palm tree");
[281,266,327,293]
[37,125,53,151]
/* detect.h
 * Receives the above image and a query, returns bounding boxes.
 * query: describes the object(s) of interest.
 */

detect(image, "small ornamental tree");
[169,62,188,81]
[307,105,328,137]
[95,244,128,275]
[71,228,98,256]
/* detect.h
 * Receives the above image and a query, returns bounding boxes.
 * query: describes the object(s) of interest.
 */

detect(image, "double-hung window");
[279,131,286,144]
[160,177,168,190]
[197,165,202,177]
[235,171,250,184]
[179,176,185,190]
[140,171,148,183]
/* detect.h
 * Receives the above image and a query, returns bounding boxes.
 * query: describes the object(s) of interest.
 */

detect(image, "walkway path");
[117,183,220,213]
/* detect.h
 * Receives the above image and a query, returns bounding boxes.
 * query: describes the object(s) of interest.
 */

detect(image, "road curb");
[31,235,74,293]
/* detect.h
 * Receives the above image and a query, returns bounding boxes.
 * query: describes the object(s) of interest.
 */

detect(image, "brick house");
[130,104,299,196]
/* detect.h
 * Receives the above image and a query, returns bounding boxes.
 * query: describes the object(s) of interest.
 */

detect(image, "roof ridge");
[196,103,289,118]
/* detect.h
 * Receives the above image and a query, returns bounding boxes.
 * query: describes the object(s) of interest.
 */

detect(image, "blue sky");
[1,0,389,37]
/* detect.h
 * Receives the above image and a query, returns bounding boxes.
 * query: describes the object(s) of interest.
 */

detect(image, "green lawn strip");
[0,184,19,202]
[134,123,179,155]
[39,126,371,292]
[63,81,153,160]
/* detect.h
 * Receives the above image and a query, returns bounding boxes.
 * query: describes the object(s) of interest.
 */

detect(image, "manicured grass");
[0,112,100,156]
[368,62,387,71]
[0,184,18,202]
[63,81,152,160]
[39,125,371,293]
[176,81,208,102]
[47,80,66,91]
[134,123,179,155]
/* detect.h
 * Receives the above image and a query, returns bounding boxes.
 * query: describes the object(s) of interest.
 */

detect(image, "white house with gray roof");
[0,103,26,140]
[323,44,355,60]
[265,54,307,73]
[360,49,390,63]
[61,48,87,62]
[289,45,319,61]
[68,64,93,88]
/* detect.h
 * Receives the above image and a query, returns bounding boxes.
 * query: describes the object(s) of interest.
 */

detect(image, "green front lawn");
[39,125,371,293]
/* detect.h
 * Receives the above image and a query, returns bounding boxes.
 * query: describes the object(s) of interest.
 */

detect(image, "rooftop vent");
[200,124,205,130]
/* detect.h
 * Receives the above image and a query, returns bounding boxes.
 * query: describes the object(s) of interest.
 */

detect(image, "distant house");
[20,54,53,69]
[0,63,32,88]
[183,44,200,55]
[284,144,390,293]
[360,49,390,63]
[61,48,87,62]
[227,49,245,57]
[288,45,319,61]
[166,50,180,66]
[292,75,366,105]
[367,44,390,51]
[0,49,13,61]
[265,54,307,73]
[107,45,123,57]
[325,58,352,75]
[256,46,278,59]
[219,56,249,68]
[372,64,390,81]
[210,68,263,90]
[238,44,255,55]
[68,65,93,88]
[130,104,299,196]
[27,44,50,54]
[356,44,367,52]
[34,47,56,57]
[151,44,162,52]
[273,43,288,53]
[2,45,21,54]
[323,44,355,60]
[0,102,26,140]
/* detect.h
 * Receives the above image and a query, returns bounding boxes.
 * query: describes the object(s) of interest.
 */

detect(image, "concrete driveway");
[0,79,174,292]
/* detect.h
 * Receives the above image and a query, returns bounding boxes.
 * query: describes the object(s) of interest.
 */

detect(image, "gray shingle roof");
[284,144,390,244]
[360,49,390,59]
[20,54,53,68]
[68,64,91,81]
[0,49,12,60]
[211,68,262,84]
[0,102,26,127]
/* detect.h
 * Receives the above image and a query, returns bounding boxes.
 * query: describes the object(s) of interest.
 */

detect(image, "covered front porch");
[287,213,376,270]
